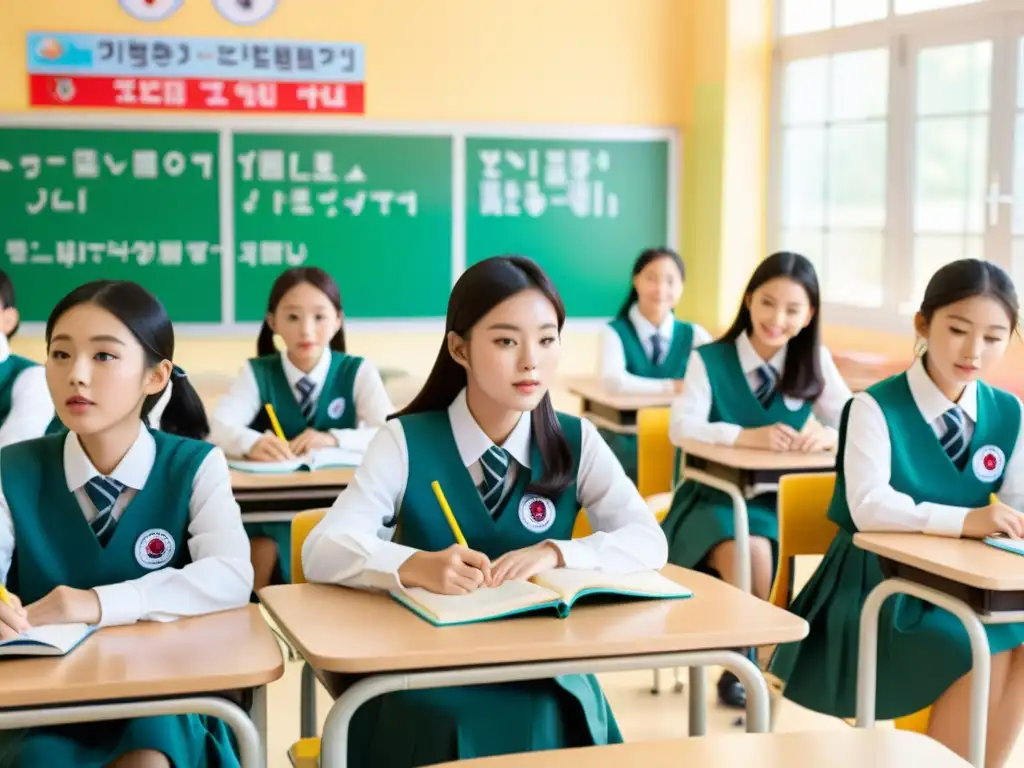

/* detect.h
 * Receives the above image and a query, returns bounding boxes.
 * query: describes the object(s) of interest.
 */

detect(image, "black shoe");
[717,670,746,709]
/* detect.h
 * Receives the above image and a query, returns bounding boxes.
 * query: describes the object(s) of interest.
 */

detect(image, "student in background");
[772,259,1024,767]
[598,248,711,479]
[211,267,393,589]
[302,256,667,768]
[662,251,851,708]
[0,280,252,768]
[0,270,54,446]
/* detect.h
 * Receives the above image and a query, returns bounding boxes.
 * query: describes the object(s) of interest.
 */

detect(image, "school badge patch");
[135,528,176,570]
[327,397,346,419]
[519,494,556,533]
[972,445,1005,483]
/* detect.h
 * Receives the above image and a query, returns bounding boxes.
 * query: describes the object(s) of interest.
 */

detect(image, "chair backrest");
[637,407,675,498]
[768,472,839,610]
[290,508,328,584]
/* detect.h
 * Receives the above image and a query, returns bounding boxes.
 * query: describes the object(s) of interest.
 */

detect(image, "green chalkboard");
[232,132,453,320]
[0,127,222,323]
[465,137,670,318]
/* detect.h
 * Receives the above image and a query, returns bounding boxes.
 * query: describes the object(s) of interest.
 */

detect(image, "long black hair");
[616,247,686,318]
[395,256,574,499]
[0,269,20,338]
[918,259,1020,335]
[45,280,210,440]
[721,251,824,401]
[257,267,346,357]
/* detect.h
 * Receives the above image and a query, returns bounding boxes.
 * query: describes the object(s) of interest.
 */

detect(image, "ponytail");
[144,368,210,441]
[256,321,277,357]
[329,325,346,354]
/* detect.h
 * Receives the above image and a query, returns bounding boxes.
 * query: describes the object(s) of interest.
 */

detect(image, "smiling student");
[598,248,711,478]
[772,259,1024,767]
[210,267,394,589]
[661,251,851,708]
[302,255,667,767]
[0,269,54,446]
[0,280,253,768]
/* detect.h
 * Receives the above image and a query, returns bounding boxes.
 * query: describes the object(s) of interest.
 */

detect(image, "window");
[779,0,985,36]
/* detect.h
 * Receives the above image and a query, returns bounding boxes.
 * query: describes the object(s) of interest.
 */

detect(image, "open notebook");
[0,623,94,658]
[391,568,692,627]
[228,446,363,474]
[985,537,1024,557]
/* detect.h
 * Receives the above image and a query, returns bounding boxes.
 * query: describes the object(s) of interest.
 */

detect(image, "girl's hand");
[736,424,797,452]
[246,432,295,462]
[0,591,29,640]
[790,423,837,453]
[289,429,338,456]
[398,545,493,595]
[490,542,563,587]
[25,586,101,627]
[672,379,686,395]
[963,503,1024,540]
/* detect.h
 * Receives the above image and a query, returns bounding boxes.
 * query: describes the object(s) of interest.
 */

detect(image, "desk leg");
[680,468,751,594]
[317,650,768,768]
[250,685,268,760]
[856,577,991,768]
[0,696,264,768]
[688,665,707,736]
[301,661,318,738]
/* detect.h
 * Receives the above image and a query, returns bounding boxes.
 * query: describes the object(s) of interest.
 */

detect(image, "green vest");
[247,351,362,439]
[608,315,695,380]
[3,430,211,604]
[395,410,582,560]
[828,373,1020,532]
[0,354,39,427]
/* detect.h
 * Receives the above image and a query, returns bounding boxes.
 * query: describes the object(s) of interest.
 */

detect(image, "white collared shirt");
[146,381,172,430]
[209,348,394,458]
[301,388,669,593]
[842,357,1024,537]
[0,422,253,627]
[599,304,712,395]
[669,331,852,447]
[0,335,54,448]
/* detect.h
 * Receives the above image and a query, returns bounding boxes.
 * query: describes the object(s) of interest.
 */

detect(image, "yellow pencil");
[991,493,1000,506]
[264,403,286,441]
[431,481,467,547]
[0,584,11,608]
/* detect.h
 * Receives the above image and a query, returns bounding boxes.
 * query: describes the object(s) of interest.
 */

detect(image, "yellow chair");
[768,473,930,734]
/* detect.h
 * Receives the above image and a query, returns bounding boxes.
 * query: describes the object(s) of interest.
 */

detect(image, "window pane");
[912,235,984,306]
[835,0,888,27]
[914,117,989,233]
[1018,39,1024,108]
[823,231,884,307]
[1011,238,1024,289]
[1012,114,1024,234]
[781,0,832,35]
[917,41,992,116]
[783,57,829,125]
[781,127,826,228]
[778,229,826,270]
[831,49,889,121]
[896,0,983,14]
[828,123,887,228]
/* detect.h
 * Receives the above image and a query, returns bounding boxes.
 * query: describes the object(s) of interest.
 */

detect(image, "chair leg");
[650,668,661,695]
[672,666,684,694]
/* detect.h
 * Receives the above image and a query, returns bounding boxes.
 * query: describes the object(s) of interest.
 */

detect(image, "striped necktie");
[940,406,969,470]
[477,445,510,516]
[296,376,316,423]
[86,476,126,547]
[650,333,664,366]
[754,364,778,407]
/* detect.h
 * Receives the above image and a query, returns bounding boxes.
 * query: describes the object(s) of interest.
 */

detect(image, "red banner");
[28,74,365,114]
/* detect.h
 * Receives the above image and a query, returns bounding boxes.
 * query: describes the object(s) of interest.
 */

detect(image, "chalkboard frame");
[0,114,679,335]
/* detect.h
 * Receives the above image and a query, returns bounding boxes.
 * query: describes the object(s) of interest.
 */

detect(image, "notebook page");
[397,580,559,624]
[307,447,364,469]
[227,457,304,474]
[531,568,691,603]
[0,623,91,652]
[985,537,1024,555]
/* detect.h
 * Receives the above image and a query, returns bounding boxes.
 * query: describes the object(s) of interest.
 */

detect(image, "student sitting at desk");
[210,266,393,589]
[0,269,54,447]
[772,259,1024,767]
[302,255,668,768]
[0,280,253,768]
[598,247,711,479]
[662,251,851,708]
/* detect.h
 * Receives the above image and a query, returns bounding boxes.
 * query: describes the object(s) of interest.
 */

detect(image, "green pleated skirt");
[770,529,1024,719]
[244,521,292,584]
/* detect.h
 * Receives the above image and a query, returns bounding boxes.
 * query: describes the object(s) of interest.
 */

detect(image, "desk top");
[854,532,1024,591]
[258,565,808,674]
[431,729,969,767]
[565,377,675,411]
[230,466,356,490]
[0,606,284,709]
[679,439,835,471]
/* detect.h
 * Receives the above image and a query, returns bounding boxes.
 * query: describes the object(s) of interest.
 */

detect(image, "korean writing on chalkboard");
[237,241,308,268]
[3,239,219,268]
[477,148,620,219]
[236,149,418,221]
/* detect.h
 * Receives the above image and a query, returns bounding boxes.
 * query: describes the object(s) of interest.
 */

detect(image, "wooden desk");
[852,533,1024,767]
[0,606,284,767]
[566,377,674,434]
[260,565,808,768]
[231,467,354,523]
[433,729,970,768]
[679,439,835,593]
